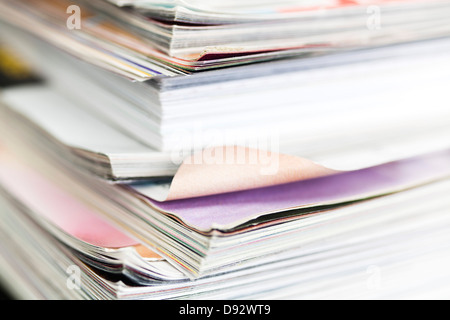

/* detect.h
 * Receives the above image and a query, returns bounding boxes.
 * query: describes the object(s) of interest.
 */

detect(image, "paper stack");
[0,0,450,300]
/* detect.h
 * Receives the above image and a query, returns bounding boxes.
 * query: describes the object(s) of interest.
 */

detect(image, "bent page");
[131,149,450,231]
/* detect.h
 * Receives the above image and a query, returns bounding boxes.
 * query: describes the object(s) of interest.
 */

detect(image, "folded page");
[132,149,450,231]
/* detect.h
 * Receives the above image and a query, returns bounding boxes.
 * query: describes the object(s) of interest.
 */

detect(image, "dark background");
[0,285,12,300]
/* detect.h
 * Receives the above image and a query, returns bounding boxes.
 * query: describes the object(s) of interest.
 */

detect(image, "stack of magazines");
[0,0,450,300]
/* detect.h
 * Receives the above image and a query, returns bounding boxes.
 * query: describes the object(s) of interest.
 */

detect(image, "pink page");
[0,152,139,249]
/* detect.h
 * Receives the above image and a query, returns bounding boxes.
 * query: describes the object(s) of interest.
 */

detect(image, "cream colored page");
[140,146,339,201]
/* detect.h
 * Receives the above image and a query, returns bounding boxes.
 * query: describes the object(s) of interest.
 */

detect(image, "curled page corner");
[145,146,340,202]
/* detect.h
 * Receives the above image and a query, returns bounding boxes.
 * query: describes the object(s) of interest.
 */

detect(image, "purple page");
[131,149,450,232]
